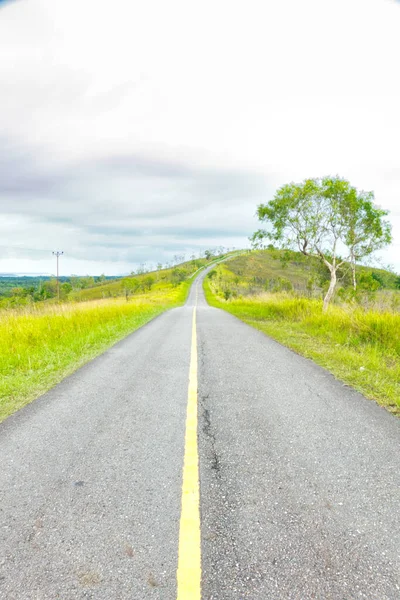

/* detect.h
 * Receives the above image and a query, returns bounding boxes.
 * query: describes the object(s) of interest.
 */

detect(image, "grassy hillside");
[0,279,190,423]
[68,261,203,302]
[0,255,221,307]
[205,251,400,415]
[211,249,399,305]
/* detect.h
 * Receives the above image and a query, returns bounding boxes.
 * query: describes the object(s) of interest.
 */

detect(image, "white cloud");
[0,0,399,274]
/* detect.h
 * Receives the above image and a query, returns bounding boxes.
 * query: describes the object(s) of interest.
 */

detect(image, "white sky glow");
[0,0,399,274]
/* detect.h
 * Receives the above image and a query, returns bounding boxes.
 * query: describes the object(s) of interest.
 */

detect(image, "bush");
[170,269,187,286]
[265,277,293,293]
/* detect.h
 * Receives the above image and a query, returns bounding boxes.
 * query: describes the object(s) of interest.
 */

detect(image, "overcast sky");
[0,0,399,275]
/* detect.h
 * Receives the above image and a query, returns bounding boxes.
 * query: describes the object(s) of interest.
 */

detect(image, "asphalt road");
[1,270,399,599]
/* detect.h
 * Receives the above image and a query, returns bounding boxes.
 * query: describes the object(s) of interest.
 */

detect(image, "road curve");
[0,271,399,599]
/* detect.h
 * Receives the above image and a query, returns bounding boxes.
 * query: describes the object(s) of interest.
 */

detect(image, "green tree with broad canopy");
[124,277,141,294]
[251,177,392,311]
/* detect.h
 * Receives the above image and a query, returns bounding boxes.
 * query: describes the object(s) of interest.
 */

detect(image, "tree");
[341,189,392,290]
[42,278,58,299]
[80,276,95,289]
[170,268,186,286]
[358,271,382,292]
[70,275,82,290]
[60,282,72,298]
[136,263,147,275]
[11,287,28,298]
[251,176,392,311]
[125,278,141,294]
[143,275,155,291]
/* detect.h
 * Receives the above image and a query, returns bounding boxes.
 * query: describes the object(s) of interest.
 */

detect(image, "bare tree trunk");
[323,268,337,312]
[351,249,357,291]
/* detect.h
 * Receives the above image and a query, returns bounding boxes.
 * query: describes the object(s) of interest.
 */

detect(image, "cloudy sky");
[0,0,399,275]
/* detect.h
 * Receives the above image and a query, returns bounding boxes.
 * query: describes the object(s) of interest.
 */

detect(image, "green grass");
[204,278,400,415]
[217,249,400,308]
[0,281,190,422]
[66,251,243,303]
[68,257,213,302]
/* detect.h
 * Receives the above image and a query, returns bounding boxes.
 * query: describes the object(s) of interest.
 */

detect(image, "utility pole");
[52,251,64,301]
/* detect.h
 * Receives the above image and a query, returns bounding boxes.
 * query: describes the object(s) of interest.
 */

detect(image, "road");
[0,270,399,599]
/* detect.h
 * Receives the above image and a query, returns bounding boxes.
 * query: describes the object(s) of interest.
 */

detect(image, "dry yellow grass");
[205,279,400,415]
[0,282,189,422]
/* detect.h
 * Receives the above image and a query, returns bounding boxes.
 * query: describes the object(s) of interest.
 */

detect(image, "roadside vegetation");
[205,250,400,415]
[252,176,392,311]
[0,281,190,422]
[0,248,235,422]
[0,251,220,307]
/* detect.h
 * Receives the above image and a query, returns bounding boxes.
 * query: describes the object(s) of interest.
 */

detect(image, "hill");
[0,251,239,308]
[208,249,400,308]
[68,251,245,302]
[68,258,211,302]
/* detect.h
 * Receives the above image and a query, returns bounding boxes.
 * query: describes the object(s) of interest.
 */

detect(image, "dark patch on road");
[201,404,221,475]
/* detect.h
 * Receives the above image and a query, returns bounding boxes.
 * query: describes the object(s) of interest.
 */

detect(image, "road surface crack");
[202,405,221,476]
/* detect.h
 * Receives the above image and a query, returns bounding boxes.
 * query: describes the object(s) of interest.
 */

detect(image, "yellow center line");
[176,305,201,599]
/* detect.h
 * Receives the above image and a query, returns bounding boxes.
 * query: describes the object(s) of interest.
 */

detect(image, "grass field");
[68,257,212,302]
[0,281,190,422]
[215,249,400,310]
[204,271,400,416]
